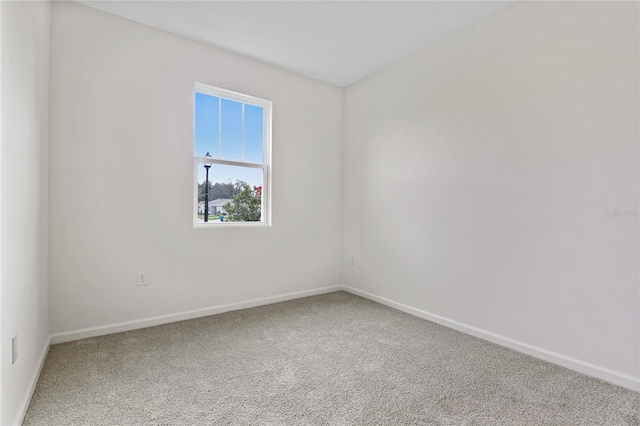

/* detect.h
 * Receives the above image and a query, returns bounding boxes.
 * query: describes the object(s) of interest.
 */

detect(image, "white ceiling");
[77,1,516,87]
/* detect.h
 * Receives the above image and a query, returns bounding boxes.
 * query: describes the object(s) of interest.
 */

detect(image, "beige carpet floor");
[24,291,639,425]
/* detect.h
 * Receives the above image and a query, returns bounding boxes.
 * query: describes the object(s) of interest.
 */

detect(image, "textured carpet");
[25,291,639,425]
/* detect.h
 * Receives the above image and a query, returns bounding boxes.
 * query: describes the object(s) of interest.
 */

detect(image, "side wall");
[48,2,343,334]
[343,1,639,385]
[1,1,51,424]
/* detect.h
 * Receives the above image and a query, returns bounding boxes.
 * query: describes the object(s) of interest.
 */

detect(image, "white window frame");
[193,82,272,228]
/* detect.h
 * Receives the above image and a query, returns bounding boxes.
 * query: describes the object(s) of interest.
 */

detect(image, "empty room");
[1,0,639,424]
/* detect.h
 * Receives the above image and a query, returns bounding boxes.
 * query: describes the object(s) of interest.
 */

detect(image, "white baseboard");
[342,285,640,392]
[13,336,50,426]
[50,285,342,345]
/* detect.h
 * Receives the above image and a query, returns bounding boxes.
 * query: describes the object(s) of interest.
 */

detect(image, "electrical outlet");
[137,272,148,286]
[12,335,18,364]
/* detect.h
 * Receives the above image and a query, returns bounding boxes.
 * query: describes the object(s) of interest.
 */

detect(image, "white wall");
[1,1,51,424]
[48,2,343,334]
[343,0,639,383]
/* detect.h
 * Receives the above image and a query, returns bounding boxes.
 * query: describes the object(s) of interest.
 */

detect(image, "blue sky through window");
[195,93,218,156]
[244,104,264,163]
[221,98,242,160]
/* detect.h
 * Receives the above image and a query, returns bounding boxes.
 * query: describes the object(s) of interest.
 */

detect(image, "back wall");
[49,2,343,335]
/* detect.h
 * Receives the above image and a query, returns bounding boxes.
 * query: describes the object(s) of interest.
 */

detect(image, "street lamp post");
[203,152,212,223]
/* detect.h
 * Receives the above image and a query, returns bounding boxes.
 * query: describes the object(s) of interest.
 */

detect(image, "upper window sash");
[194,83,271,165]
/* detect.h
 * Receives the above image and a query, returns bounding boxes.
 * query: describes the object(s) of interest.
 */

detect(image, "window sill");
[193,221,271,229]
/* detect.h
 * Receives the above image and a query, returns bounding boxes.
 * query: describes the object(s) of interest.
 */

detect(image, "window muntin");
[194,83,271,226]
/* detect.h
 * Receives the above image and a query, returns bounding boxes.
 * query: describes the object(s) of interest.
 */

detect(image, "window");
[193,83,271,226]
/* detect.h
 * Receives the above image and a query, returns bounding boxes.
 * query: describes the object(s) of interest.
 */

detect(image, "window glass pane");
[244,104,264,163]
[194,93,218,156]
[196,162,263,223]
[220,98,242,160]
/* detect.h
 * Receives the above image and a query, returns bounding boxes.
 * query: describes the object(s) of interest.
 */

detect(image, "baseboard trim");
[50,285,342,345]
[342,285,640,392]
[13,336,50,426]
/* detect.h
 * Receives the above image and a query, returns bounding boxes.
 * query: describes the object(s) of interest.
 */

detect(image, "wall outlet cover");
[137,272,148,286]
[12,335,18,364]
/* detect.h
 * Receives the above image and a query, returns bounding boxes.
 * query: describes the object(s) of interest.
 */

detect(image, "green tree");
[223,182,261,222]
[198,181,214,204]
[198,181,241,203]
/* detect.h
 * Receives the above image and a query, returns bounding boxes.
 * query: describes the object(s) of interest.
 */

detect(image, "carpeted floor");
[24,291,639,425]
